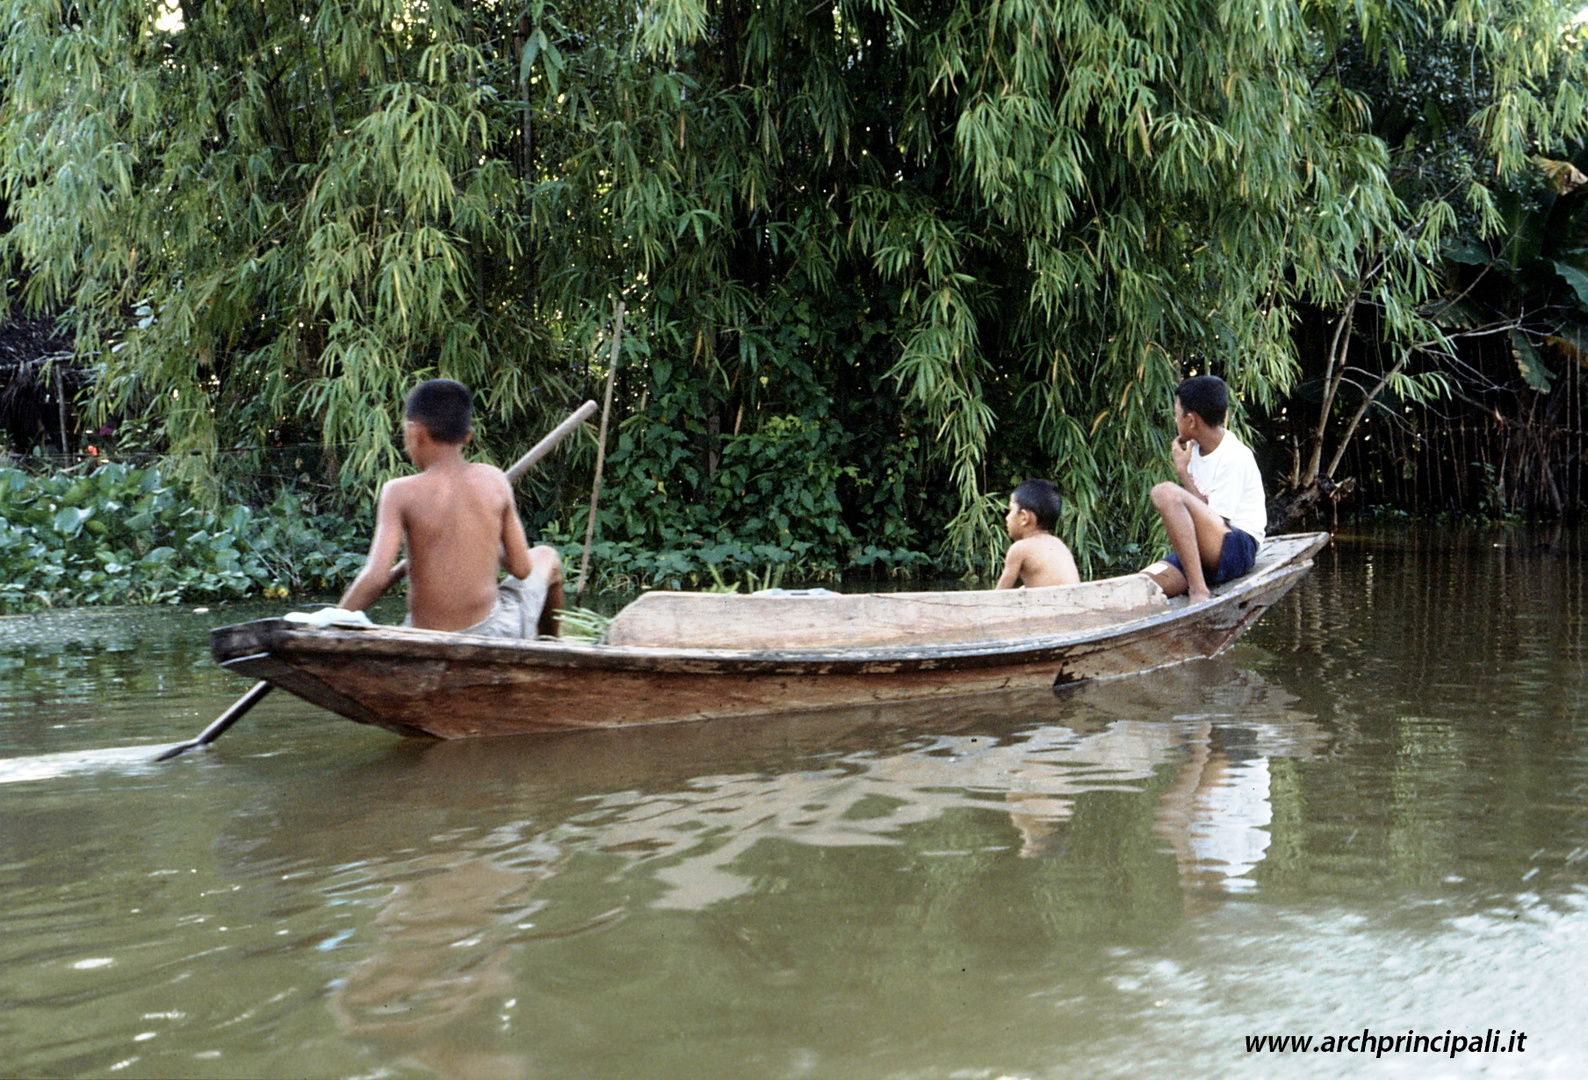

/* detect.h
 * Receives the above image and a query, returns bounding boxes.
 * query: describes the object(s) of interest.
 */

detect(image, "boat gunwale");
[212,533,1328,674]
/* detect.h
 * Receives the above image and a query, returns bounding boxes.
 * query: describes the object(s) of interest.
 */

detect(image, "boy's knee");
[1150,481,1182,509]
[530,545,563,583]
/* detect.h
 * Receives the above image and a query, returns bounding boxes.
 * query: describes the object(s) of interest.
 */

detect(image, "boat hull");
[212,534,1327,739]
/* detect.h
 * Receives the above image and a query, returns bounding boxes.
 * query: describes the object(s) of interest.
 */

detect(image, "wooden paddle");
[155,399,599,762]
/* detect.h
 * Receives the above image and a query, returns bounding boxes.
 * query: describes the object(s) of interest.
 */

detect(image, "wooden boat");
[210,532,1330,739]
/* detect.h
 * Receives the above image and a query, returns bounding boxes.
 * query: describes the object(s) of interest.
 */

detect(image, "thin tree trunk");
[1303,293,1359,484]
[55,366,69,454]
[1323,351,1408,479]
[576,302,625,605]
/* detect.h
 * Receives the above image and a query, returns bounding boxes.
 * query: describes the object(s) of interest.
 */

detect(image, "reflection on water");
[3,525,1588,1078]
[528,682,1323,909]
[301,677,1328,1078]
[330,854,540,1080]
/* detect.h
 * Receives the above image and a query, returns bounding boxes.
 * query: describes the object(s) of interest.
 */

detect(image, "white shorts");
[456,574,551,638]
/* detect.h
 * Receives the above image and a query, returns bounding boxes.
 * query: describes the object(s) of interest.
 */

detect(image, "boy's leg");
[529,545,564,637]
[1143,482,1229,603]
[1141,558,1189,598]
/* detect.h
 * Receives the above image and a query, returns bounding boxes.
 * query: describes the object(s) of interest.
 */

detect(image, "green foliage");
[1434,143,1588,388]
[704,561,788,593]
[1267,11,1588,506]
[489,0,1588,569]
[555,606,614,643]
[600,409,866,558]
[550,531,929,593]
[0,462,365,612]
[3,0,1586,580]
[0,0,564,490]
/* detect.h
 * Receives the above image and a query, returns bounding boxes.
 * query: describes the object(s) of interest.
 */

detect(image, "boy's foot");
[1188,587,1213,605]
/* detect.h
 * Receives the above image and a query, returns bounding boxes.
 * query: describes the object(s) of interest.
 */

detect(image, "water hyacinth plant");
[0,462,366,612]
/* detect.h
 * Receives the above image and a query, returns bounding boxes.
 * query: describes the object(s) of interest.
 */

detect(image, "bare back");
[997,533,1081,590]
[385,462,532,631]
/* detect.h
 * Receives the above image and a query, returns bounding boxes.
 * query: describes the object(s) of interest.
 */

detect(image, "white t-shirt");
[1189,429,1267,546]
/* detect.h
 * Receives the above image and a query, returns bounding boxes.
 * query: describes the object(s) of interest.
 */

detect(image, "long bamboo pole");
[576,302,624,606]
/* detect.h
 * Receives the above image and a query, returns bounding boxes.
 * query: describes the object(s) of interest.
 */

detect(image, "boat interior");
[604,534,1316,652]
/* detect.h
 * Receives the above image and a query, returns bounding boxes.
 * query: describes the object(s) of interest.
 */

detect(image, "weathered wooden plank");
[606,573,1168,649]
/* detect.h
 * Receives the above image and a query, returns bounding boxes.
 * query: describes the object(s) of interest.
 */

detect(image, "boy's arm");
[1172,437,1208,502]
[994,543,1025,590]
[498,474,534,580]
[338,483,405,612]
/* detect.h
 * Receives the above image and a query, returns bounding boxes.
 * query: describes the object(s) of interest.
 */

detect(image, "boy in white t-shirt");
[1141,375,1267,604]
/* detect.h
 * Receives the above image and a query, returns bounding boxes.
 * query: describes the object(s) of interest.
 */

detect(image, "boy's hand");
[1170,435,1194,477]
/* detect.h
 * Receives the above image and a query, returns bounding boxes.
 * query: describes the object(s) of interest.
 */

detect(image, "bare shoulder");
[1044,533,1079,566]
[379,472,423,507]
[466,461,513,497]
[1045,534,1076,557]
[1023,533,1081,586]
[1012,534,1070,555]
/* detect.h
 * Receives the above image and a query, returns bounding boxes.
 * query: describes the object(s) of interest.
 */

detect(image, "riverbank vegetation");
[2,0,1587,598]
[0,461,365,612]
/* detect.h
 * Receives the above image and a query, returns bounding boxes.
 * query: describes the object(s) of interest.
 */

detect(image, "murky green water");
[3,525,1587,1078]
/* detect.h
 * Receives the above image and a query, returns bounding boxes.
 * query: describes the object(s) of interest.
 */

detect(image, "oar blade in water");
[154,681,273,762]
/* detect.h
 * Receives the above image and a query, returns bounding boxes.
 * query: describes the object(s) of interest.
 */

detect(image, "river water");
[2,525,1586,1079]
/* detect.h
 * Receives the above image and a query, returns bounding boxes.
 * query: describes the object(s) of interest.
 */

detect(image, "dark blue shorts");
[1163,527,1259,586]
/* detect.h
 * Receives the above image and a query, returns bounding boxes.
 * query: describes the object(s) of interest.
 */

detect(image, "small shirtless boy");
[996,478,1081,589]
[1141,374,1267,605]
[339,379,563,636]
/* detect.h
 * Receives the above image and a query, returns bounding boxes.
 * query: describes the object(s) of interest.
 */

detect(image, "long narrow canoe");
[211,532,1330,739]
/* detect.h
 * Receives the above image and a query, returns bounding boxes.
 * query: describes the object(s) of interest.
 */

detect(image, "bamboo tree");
[3,0,1585,574]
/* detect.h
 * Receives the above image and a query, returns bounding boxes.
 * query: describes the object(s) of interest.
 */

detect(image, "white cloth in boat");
[453,573,550,639]
[282,607,374,629]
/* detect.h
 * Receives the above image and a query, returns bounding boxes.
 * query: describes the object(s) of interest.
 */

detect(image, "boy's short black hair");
[405,379,473,444]
[1175,375,1229,427]
[1011,478,1063,533]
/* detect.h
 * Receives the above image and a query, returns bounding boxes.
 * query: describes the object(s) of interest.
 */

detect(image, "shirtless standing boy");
[996,478,1081,589]
[1141,375,1266,605]
[339,379,563,637]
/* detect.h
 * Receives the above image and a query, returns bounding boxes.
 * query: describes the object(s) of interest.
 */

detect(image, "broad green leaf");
[1511,331,1555,393]
[1554,261,1588,310]
[52,506,88,536]
[1445,237,1492,267]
